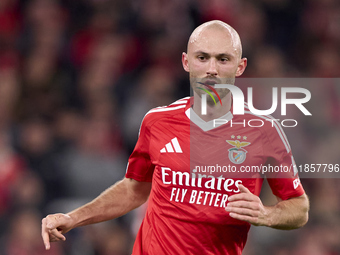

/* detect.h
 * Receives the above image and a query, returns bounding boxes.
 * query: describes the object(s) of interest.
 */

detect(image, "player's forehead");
[188,21,241,57]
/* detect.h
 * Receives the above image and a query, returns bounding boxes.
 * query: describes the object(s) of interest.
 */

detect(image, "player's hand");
[225,184,269,226]
[41,213,74,250]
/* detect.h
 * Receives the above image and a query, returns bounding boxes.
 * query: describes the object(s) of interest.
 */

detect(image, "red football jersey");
[126,97,304,255]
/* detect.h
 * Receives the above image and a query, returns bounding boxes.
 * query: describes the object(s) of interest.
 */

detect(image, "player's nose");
[206,59,218,76]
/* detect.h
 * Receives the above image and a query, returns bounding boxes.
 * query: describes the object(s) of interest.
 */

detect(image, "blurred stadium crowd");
[0,0,340,254]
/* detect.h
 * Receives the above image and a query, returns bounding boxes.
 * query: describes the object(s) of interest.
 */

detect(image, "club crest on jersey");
[226,140,251,164]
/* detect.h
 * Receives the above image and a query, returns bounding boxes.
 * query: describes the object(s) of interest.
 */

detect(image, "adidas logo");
[160,137,183,153]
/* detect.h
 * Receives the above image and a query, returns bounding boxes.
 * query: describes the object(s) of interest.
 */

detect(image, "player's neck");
[192,93,232,122]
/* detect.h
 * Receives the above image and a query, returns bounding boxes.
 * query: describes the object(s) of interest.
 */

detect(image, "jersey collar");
[185,97,233,131]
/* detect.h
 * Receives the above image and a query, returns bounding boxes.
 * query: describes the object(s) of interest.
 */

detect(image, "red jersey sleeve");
[125,113,155,182]
[262,121,305,200]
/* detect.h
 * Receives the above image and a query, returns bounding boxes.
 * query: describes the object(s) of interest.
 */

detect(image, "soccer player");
[42,20,309,255]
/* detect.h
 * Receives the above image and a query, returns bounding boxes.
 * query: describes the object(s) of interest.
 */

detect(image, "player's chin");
[216,88,230,98]
[195,89,204,98]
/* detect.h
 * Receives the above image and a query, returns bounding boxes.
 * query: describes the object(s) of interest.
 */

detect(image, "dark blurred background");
[0,0,339,254]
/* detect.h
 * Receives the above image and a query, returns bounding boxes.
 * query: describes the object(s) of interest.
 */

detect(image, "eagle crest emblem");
[226,140,251,164]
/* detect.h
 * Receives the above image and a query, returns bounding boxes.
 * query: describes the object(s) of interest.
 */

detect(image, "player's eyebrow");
[194,51,234,59]
[194,51,209,56]
[216,53,234,59]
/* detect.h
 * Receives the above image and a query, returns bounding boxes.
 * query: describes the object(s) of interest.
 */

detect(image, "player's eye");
[197,56,206,61]
[220,58,229,62]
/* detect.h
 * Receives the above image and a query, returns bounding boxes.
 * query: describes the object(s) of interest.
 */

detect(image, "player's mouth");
[196,81,223,106]
[197,80,220,87]
[197,81,220,93]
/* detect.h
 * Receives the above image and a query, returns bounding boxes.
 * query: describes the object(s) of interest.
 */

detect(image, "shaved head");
[182,20,247,117]
[188,20,242,58]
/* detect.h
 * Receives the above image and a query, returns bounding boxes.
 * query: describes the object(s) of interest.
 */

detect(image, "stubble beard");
[190,76,235,105]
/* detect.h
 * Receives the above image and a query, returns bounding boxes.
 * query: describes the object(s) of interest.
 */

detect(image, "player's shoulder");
[240,102,291,149]
[238,103,291,152]
[142,97,190,126]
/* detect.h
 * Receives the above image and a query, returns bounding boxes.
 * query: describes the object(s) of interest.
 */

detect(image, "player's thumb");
[238,184,251,194]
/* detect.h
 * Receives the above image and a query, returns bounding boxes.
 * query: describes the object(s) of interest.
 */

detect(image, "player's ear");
[182,52,190,72]
[236,57,247,77]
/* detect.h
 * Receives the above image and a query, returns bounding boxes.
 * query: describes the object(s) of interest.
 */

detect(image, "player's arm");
[41,177,151,250]
[225,184,309,229]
